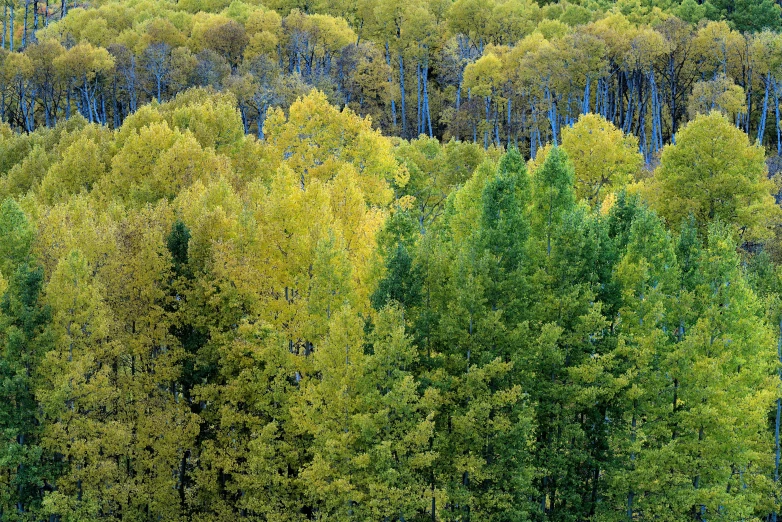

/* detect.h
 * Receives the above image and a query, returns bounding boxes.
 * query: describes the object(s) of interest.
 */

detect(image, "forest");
[2,0,782,521]
[0,0,781,158]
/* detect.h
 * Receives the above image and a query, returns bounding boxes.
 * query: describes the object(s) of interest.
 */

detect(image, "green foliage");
[0,62,780,522]
[531,146,576,256]
[0,262,56,520]
[643,111,781,241]
[709,0,781,31]
[0,199,34,277]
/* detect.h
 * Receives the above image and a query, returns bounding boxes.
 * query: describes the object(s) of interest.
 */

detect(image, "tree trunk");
[583,76,590,114]
[547,85,558,146]
[399,53,407,137]
[507,97,512,147]
[758,75,770,145]
[424,57,432,137]
[484,95,490,149]
[112,79,120,128]
[416,60,422,135]
[469,87,476,143]
[23,0,29,48]
[493,96,500,146]
[10,3,14,51]
[82,77,92,123]
[385,42,396,128]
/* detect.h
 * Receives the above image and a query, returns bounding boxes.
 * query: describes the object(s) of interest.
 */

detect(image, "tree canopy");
[1,0,782,521]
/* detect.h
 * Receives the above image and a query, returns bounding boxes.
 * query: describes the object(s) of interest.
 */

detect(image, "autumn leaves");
[0,83,781,520]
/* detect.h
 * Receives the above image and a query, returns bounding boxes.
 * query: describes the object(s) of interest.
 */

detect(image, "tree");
[38,205,200,521]
[0,199,56,521]
[141,42,172,104]
[191,321,302,521]
[561,113,643,206]
[531,145,576,257]
[0,263,56,521]
[463,52,506,148]
[475,147,530,317]
[203,20,248,72]
[637,223,778,519]
[524,204,616,522]
[407,150,538,521]
[294,301,435,519]
[264,90,396,207]
[370,210,422,310]
[39,125,112,204]
[643,111,781,241]
[38,249,114,521]
[0,198,34,277]
[607,205,680,520]
[687,74,746,121]
[53,42,114,124]
[710,0,781,32]
[394,137,491,233]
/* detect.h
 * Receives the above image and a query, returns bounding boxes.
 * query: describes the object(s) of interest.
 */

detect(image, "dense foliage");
[0,83,780,521]
[2,0,782,521]
[4,0,782,161]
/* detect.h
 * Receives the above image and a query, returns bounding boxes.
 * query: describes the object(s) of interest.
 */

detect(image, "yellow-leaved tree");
[640,111,781,240]
[561,113,643,206]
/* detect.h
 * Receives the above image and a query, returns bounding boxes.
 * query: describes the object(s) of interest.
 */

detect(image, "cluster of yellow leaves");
[638,111,781,241]
[561,113,643,205]
[528,113,643,206]
[0,87,406,520]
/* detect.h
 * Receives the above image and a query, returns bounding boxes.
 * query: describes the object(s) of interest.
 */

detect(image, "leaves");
[642,111,781,241]
[0,43,780,521]
[561,113,643,206]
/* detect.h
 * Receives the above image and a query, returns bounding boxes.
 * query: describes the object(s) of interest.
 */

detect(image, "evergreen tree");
[0,199,57,520]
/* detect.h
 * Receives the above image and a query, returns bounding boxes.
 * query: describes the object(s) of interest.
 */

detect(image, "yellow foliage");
[463,52,504,98]
[600,190,617,215]
[561,113,643,205]
[263,90,395,208]
[688,74,746,121]
[643,111,780,240]
[527,143,553,175]
[53,42,115,83]
[40,126,115,205]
